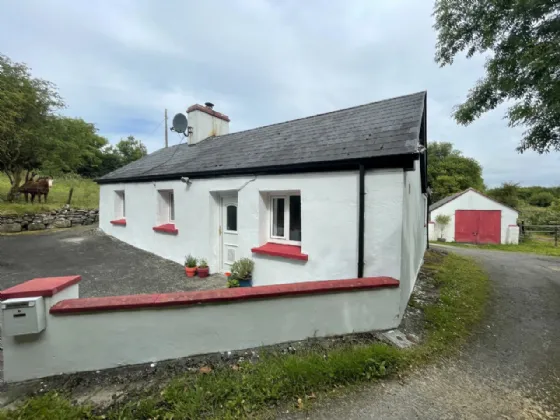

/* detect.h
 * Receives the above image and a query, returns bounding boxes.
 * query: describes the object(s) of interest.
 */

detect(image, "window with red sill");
[252,192,307,261]
[110,190,126,225]
[153,190,177,234]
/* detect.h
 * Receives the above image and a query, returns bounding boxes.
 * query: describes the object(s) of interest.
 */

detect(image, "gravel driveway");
[282,246,560,419]
[0,226,226,297]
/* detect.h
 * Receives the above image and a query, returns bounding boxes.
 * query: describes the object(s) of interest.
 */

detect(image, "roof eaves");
[96,152,419,184]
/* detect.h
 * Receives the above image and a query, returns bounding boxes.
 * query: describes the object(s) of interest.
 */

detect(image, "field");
[0,174,99,215]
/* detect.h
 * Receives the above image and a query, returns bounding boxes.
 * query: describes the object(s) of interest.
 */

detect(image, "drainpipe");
[358,164,365,278]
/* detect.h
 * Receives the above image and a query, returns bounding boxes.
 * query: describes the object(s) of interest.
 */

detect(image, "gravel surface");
[281,246,560,419]
[0,226,226,297]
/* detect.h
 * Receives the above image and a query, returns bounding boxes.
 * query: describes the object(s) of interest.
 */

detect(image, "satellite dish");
[172,113,188,134]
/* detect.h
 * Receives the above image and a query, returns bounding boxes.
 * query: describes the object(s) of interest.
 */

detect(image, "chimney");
[186,102,230,145]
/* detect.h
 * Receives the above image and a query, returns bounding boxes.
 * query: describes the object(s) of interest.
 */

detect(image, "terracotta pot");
[197,267,210,278]
[185,266,197,277]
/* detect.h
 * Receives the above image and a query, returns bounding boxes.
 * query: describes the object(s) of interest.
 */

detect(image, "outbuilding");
[428,188,519,244]
[97,92,428,318]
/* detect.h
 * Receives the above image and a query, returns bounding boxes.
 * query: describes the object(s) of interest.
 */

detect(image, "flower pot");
[197,267,210,278]
[185,266,197,277]
[238,276,252,288]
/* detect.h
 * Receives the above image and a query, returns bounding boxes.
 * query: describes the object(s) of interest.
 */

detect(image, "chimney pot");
[205,102,214,109]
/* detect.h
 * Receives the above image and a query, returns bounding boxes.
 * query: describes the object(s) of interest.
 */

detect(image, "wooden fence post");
[555,226,558,247]
[66,187,74,206]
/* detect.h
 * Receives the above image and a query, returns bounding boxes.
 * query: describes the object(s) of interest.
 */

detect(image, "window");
[115,190,125,218]
[226,205,237,232]
[270,194,301,244]
[158,190,175,223]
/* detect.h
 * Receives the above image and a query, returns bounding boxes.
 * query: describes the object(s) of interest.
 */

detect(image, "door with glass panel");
[220,195,238,271]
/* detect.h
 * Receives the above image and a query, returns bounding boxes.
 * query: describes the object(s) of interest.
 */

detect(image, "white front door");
[220,195,238,272]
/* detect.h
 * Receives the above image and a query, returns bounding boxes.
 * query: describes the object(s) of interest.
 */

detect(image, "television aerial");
[171,113,189,136]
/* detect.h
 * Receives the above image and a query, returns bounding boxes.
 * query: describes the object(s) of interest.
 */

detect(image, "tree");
[434,0,560,153]
[435,214,451,240]
[428,142,485,202]
[116,136,148,165]
[0,54,64,200]
[44,117,108,174]
[487,182,520,209]
[529,191,555,208]
[76,136,148,178]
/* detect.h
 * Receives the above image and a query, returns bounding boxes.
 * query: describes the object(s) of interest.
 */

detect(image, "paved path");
[282,247,560,419]
[0,226,226,297]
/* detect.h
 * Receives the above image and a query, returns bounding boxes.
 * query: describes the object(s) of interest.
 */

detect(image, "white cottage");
[97,92,428,314]
[428,188,519,244]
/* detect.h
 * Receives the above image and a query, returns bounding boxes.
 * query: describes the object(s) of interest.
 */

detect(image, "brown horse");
[18,176,53,203]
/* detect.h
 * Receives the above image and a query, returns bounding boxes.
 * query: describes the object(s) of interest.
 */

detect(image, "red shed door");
[455,210,501,244]
[455,210,478,243]
[477,210,501,244]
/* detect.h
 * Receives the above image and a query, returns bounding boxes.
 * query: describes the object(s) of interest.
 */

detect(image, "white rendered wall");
[100,170,407,286]
[3,286,401,382]
[399,161,427,316]
[507,225,520,244]
[187,109,229,145]
[428,222,436,241]
[430,190,519,244]
[363,169,405,281]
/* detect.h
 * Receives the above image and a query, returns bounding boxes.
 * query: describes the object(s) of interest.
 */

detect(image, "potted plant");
[230,258,254,287]
[225,272,238,288]
[197,258,210,278]
[185,254,198,277]
[435,214,451,242]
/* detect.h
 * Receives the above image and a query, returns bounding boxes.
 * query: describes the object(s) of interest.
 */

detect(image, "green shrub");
[529,191,555,208]
[227,278,240,288]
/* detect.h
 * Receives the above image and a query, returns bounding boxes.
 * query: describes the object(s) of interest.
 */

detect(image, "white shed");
[429,188,519,244]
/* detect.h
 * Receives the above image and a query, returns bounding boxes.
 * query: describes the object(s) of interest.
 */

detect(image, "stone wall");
[0,206,98,233]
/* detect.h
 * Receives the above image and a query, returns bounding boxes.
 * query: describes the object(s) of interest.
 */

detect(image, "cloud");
[1,0,558,186]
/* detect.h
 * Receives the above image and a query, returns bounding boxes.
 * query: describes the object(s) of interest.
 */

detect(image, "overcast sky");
[1,0,558,186]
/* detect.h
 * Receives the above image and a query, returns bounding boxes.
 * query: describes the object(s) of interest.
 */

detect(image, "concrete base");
[376,329,416,349]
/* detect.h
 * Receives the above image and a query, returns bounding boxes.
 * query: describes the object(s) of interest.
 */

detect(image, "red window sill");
[153,223,178,235]
[110,218,126,226]
[251,242,308,261]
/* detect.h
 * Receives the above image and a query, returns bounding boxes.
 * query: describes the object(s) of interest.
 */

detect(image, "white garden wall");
[100,169,406,286]
[1,276,401,382]
[430,189,518,244]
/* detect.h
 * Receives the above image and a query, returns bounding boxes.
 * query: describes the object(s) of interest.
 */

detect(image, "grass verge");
[435,239,560,257]
[0,251,489,420]
[0,174,99,215]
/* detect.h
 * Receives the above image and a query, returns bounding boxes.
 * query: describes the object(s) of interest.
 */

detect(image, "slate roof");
[98,91,426,183]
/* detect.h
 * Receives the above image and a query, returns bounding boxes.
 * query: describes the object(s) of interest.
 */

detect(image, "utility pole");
[164,108,169,148]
